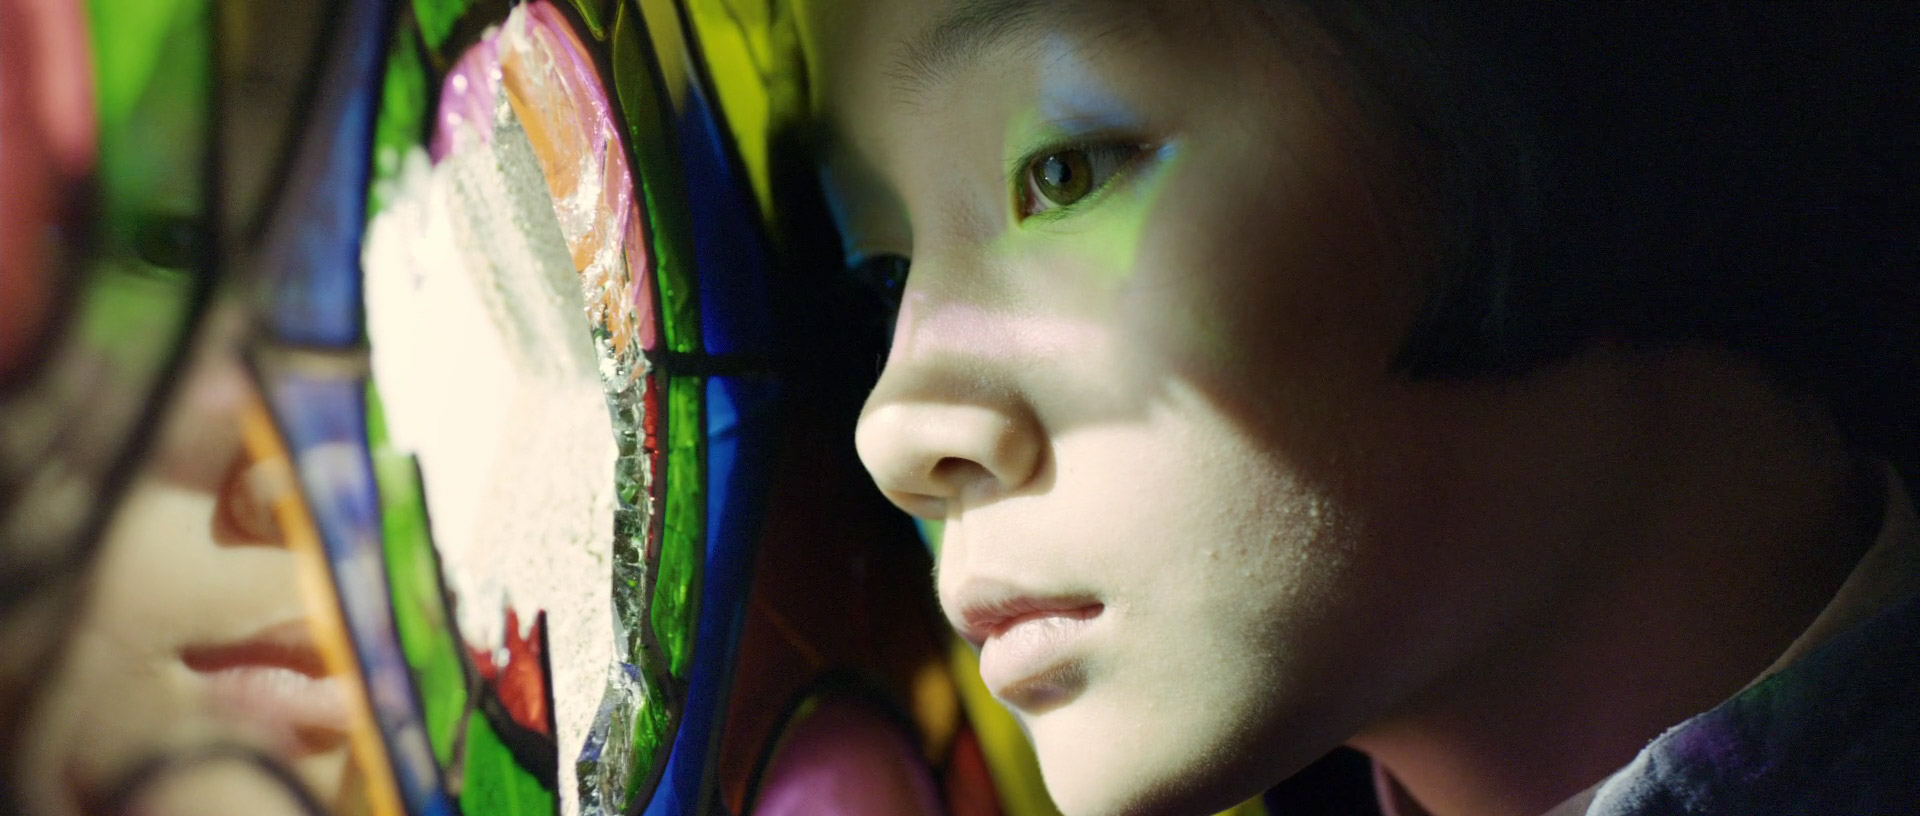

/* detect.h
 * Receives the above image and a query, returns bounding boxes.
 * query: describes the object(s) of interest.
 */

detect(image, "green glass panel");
[461,708,560,816]
[89,0,202,139]
[369,30,429,217]
[651,374,704,679]
[77,265,194,371]
[367,386,470,765]
[566,0,612,41]
[611,3,701,355]
[374,391,555,812]
[412,0,477,51]
[91,0,208,250]
[623,684,671,803]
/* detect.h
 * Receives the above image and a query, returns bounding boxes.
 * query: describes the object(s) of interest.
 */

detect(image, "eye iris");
[1034,150,1094,207]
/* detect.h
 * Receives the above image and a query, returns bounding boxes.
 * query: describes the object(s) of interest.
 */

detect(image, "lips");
[180,619,349,757]
[952,587,1104,708]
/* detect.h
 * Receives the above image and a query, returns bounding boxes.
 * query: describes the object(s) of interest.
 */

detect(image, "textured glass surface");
[642,375,778,816]
[360,5,576,815]
[654,375,705,679]
[595,365,666,814]
[576,662,643,813]
[366,387,470,768]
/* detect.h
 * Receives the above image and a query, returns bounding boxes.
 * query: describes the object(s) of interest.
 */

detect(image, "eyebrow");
[887,0,1065,104]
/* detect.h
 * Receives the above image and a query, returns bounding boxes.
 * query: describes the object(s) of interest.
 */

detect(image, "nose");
[212,446,293,548]
[142,305,289,547]
[854,299,1045,520]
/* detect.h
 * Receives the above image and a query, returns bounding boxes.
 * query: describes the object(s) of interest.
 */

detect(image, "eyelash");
[1014,139,1152,220]
[839,139,1152,317]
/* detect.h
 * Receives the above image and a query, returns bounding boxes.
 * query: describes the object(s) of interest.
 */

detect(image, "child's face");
[16,311,350,815]
[808,1,1638,812]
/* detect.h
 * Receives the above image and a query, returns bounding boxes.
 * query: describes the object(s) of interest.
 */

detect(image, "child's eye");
[1019,142,1147,218]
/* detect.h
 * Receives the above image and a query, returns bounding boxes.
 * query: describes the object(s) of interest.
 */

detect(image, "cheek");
[1047,392,1354,646]
[1020,404,1384,810]
[1237,365,1650,728]
[1076,149,1567,718]
[1039,123,1436,623]
[1118,140,1420,430]
[150,350,252,492]
[89,482,305,649]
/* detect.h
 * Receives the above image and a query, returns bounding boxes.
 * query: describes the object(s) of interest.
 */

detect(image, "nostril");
[930,456,991,488]
[213,456,293,547]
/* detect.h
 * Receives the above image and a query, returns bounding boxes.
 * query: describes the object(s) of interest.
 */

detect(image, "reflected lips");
[955,594,1103,708]
[181,619,349,756]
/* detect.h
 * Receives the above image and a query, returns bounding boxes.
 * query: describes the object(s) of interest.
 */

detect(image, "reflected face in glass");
[809,1,1646,813]
[17,312,350,815]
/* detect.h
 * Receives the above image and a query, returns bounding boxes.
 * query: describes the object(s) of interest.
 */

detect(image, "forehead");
[800,0,1166,141]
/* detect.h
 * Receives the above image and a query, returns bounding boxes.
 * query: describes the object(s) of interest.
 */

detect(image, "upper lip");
[949,580,1104,648]
[180,618,329,678]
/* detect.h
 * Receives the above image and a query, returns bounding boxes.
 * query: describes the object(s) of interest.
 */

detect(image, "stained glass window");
[8,0,1063,813]
[244,0,766,813]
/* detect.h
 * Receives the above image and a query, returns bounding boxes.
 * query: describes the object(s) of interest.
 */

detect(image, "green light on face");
[995,112,1182,296]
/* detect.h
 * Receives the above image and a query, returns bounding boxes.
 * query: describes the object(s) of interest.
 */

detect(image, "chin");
[1025,699,1261,816]
[1039,760,1241,816]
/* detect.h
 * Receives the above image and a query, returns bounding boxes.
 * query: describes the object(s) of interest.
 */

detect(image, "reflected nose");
[213,448,293,548]
[151,314,292,548]
[854,301,1045,519]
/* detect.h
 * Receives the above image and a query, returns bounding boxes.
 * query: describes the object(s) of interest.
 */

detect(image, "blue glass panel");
[263,370,456,816]
[643,374,778,816]
[680,79,774,357]
[258,0,392,347]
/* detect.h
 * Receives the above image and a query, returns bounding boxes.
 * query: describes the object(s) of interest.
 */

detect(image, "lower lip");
[978,610,1101,708]
[198,666,351,757]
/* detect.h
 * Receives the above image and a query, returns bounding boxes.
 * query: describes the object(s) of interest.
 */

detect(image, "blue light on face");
[1035,34,1146,135]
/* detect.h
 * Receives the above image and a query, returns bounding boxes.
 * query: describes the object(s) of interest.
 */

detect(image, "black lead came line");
[655,351,781,378]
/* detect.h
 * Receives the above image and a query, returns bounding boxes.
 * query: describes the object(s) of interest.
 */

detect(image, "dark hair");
[1278,4,1920,473]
